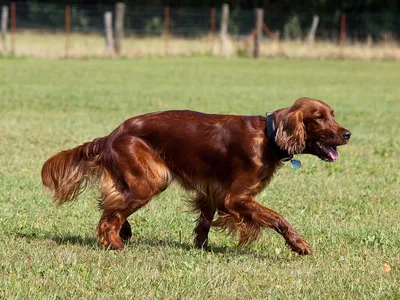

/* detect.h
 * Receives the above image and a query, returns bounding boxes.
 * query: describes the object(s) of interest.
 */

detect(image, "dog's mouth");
[310,142,339,162]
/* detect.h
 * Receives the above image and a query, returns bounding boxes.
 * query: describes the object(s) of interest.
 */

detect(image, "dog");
[41,97,351,255]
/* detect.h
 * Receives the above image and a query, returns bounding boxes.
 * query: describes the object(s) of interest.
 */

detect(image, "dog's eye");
[315,116,324,121]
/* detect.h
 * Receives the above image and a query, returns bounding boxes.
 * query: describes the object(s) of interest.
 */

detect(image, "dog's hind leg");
[97,175,165,250]
[192,194,216,250]
[96,174,138,250]
[97,138,172,250]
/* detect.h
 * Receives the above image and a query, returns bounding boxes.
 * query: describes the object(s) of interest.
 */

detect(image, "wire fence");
[1,2,399,59]
[8,3,400,39]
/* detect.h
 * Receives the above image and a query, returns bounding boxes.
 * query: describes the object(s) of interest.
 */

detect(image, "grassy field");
[0,57,399,298]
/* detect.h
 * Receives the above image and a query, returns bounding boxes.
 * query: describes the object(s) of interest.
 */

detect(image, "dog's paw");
[288,238,312,255]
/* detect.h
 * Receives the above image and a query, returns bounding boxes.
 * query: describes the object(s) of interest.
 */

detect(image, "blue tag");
[290,159,301,169]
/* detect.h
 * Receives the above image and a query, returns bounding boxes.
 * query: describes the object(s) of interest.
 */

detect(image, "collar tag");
[290,159,301,169]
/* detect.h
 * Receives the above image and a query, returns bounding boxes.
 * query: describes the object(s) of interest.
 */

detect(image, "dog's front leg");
[215,196,312,255]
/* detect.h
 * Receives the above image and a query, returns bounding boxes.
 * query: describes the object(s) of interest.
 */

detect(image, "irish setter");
[41,97,351,255]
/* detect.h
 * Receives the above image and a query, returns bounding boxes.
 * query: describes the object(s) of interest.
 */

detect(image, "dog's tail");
[41,137,108,205]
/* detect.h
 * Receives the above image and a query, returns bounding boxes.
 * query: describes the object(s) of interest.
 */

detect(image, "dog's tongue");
[321,144,338,161]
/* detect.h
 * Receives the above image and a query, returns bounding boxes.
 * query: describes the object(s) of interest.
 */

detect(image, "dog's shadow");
[14,230,286,260]
[16,231,98,248]
[15,230,229,253]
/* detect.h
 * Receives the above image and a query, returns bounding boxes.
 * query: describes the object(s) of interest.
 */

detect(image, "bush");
[283,14,303,40]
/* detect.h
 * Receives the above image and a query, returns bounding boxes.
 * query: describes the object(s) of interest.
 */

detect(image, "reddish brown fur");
[41,97,350,255]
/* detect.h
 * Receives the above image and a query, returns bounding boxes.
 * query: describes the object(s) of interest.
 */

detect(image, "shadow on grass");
[15,230,226,252]
[14,230,291,260]
[134,236,230,253]
[16,231,98,248]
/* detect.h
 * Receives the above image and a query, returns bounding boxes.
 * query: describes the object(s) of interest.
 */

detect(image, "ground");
[0,57,399,298]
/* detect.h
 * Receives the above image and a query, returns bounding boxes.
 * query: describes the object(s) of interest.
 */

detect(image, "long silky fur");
[41,138,106,205]
[213,213,262,245]
[275,111,306,155]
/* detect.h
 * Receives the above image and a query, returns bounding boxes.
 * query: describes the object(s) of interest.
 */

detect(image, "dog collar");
[265,112,301,168]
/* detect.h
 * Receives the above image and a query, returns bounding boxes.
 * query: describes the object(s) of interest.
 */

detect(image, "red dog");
[42,97,351,255]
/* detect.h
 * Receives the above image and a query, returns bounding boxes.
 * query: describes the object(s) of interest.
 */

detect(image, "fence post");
[210,7,216,53]
[306,15,319,46]
[10,2,15,55]
[253,8,263,58]
[65,5,71,58]
[164,6,169,56]
[104,12,114,54]
[220,3,229,55]
[339,13,346,45]
[114,2,125,55]
[1,6,8,54]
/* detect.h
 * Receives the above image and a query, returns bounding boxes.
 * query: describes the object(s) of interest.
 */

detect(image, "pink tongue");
[329,149,338,161]
[321,145,338,161]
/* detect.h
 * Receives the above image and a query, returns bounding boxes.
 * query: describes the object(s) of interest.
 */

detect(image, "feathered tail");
[41,137,107,204]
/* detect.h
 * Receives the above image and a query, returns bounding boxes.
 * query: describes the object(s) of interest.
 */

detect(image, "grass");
[2,31,400,60]
[0,57,399,298]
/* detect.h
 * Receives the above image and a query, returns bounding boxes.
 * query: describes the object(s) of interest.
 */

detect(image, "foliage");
[27,2,65,29]
[283,14,303,39]
[145,16,164,34]
[2,1,398,38]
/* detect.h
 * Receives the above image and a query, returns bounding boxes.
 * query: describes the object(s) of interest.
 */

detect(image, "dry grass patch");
[2,31,399,60]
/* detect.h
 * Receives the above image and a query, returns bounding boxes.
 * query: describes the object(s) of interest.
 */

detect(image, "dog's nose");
[343,130,351,140]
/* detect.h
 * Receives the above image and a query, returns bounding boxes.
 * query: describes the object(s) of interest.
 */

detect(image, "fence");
[1,2,399,59]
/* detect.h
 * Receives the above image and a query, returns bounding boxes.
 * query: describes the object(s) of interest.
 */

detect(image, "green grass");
[0,57,399,299]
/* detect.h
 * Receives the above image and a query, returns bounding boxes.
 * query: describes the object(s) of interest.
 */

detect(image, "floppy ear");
[275,110,306,155]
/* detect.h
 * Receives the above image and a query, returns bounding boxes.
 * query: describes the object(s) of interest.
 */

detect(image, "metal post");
[339,13,346,45]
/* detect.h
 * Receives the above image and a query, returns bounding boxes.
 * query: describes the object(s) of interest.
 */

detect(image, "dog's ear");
[275,110,306,155]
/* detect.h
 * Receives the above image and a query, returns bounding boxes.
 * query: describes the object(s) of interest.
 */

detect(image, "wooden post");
[339,13,346,45]
[114,2,125,55]
[253,8,263,58]
[1,6,8,53]
[210,7,216,52]
[220,3,229,55]
[306,15,319,46]
[10,2,15,55]
[164,6,169,56]
[65,5,71,58]
[104,12,113,53]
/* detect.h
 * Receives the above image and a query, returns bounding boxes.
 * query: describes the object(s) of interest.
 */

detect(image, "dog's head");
[275,98,351,162]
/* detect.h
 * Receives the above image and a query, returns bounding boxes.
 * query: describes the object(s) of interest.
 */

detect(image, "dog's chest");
[246,162,282,196]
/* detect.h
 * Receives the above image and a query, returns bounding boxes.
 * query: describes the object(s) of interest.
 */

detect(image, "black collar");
[265,112,293,162]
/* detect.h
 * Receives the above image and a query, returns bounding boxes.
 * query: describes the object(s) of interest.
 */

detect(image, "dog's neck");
[265,112,293,162]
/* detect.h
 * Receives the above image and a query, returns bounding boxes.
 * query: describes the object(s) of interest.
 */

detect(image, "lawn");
[0,57,399,298]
